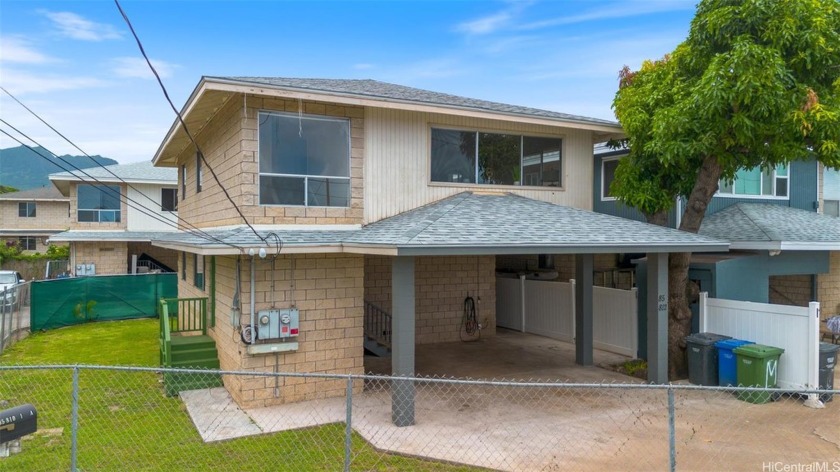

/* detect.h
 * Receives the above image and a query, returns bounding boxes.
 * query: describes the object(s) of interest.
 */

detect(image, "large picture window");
[431,128,562,187]
[77,184,121,222]
[718,165,788,198]
[258,111,350,207]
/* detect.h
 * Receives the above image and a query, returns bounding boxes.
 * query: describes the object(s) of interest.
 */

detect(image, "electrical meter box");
[257,308,300,340]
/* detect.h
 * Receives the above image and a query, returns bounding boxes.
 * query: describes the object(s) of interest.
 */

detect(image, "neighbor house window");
[18,202,36,217]
[194,255,205,290]
[196,152,203,193]
[601,158,620,200]
[430,128,562,187]
[18,237,36,251]
[258,111,350,207]
[77,184,121,222]
[824,167,840,217]
[718,165,788,198]
[161,188,178,212]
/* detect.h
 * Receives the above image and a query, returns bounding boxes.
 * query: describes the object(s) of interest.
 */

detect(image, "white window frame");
[428,125,565,190]
[161,188,178,212]
[601,156,621,201]
[716,165,790,200]
[18,201,36,217]
[18,236,36,251]
[257,110,352,208]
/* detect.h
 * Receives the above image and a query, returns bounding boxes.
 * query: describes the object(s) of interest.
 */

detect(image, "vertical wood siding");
[365,108,595,224]
[126,184,177,232]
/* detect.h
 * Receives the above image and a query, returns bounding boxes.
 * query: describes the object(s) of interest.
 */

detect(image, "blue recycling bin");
[715,339,754,386]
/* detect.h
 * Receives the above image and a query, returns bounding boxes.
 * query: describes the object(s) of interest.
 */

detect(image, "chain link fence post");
[668,385,676,472]
[71,366,80,472]
[344,375,353,472]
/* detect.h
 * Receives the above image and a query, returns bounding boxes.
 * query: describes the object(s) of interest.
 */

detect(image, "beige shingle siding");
[0,200,69,230]
[818,252,840,314]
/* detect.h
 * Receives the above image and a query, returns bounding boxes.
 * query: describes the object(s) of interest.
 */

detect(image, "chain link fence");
[0,365,838,471]
[0,282,30,355]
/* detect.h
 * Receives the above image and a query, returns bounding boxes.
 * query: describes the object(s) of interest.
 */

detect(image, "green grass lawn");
[0,319,476,471]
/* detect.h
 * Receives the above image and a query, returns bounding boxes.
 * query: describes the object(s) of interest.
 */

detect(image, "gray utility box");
[685,333,732,386]
[257,308,300,341]
[0,404,37,444]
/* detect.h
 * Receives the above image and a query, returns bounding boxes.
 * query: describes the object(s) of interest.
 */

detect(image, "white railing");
[496,276,638,357]
[698,292,820,390]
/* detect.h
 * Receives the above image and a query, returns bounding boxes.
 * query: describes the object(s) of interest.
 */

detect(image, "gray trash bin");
[685,333,732,385]
[819,342,839,402]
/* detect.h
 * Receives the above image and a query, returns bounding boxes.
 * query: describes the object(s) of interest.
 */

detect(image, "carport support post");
[647,253,668,383]
[391,256,415,427]
[575,254,594,366]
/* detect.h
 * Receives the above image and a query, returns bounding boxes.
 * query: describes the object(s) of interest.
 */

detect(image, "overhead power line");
[114,0,267,246]
[0,86,240,250]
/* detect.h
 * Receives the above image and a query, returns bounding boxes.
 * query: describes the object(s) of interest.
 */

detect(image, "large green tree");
[612,0,840,378]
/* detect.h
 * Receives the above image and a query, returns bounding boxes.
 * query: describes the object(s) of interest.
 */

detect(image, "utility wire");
[0,123,242,250]
[0,86,240,250]
[114,0,267,245]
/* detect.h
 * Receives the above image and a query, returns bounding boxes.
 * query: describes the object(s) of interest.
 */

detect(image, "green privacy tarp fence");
[30,273,177,331]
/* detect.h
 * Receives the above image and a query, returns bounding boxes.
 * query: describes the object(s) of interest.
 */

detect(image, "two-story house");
[593,147,840,347]
[48,161,180,275]
[0,186,70,253]
[149,77,726,418]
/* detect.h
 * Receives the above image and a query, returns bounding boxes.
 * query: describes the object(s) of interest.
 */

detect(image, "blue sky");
[0,0,697,164]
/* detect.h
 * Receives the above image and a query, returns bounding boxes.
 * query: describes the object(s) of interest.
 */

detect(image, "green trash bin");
[733,344,785,404]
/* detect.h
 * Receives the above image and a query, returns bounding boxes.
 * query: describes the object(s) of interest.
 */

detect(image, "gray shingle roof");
[49,231,176,243]
[49,161,176,183]
[154,192,727,255]
[216,77,619,127]
[0,186,67,201]
[699,203,840,249]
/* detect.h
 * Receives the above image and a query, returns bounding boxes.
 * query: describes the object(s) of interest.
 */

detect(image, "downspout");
[250,253,256,342]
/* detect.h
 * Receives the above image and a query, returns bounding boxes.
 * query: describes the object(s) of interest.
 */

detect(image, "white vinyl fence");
[698,293,820,390]
[496,276,638,357]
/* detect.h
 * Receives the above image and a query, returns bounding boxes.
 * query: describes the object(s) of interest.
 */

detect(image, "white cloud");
[0,69,108,94]
[111,57,177,79]
[518,1,695,30]
[0,36,56,64]
[41,11,122,41]
[456,10,514,35]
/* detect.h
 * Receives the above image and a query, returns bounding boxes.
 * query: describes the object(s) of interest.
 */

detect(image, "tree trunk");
[645,210,669,227]
[668,155,723,379]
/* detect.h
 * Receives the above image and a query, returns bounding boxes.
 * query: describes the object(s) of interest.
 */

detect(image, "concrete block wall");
[71,241,128,275]
[68,183,128,230]
[364,255,496,344]
[818,251,840,314]
[769,275,813,307]
[173,94,365,228]
[179,252,365,409]
[0,200,69,230]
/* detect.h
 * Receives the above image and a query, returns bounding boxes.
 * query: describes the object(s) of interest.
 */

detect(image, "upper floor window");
[824,167,840,217]
[718,165,788,198]
[18,202,36,217]
[196,152,203,193]
[601,158,620,200]
[77,184,121,222]
[194,254,205,290]
[258,111,350,207]
[161,188,178,212]
[430,128,562,187]
[181,165,187,199]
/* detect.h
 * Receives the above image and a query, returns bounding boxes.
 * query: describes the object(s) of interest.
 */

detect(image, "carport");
[342,192,727,426]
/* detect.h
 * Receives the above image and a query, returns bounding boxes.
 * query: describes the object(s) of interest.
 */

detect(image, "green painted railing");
[158,299,173,368]
[160,297,208,335]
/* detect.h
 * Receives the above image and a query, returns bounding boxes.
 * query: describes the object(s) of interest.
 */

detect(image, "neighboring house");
[47,161,179,275]
[0,186,70,253]
[592,146,840,345]
[149,77,726,417]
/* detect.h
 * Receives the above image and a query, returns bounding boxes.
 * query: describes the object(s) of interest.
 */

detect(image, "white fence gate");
[496,276,638,357]
[698,293,820,390]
